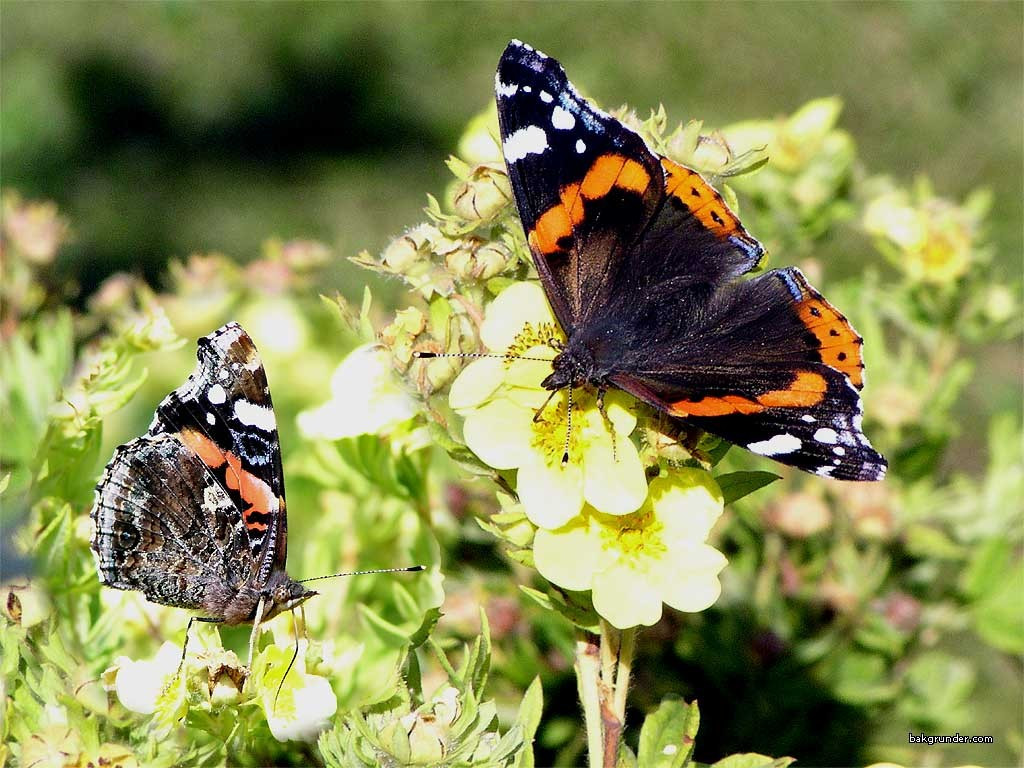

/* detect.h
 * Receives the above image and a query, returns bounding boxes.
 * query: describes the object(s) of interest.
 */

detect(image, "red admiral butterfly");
[90,322,421,664]
[494,41,886,481]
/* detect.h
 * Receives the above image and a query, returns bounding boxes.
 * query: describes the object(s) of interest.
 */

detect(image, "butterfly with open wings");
[492,40,885,481]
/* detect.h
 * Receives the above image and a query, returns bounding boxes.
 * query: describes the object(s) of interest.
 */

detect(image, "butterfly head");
[543,341,602,391]
[260,573,317,622]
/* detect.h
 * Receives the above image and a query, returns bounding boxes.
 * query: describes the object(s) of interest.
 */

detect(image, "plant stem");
[575,631,603,768]
[612,626,637,721]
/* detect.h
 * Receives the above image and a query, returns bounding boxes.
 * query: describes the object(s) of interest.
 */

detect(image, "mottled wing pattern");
[146,322,287,583]
[91,433,248,608]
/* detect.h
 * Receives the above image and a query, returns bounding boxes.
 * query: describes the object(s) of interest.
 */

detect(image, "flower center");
[601,509,667,564]
[530,394,582,466]
[505,321,563,363]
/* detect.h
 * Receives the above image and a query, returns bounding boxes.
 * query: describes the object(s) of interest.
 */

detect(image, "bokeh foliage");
[2,5,1023,768]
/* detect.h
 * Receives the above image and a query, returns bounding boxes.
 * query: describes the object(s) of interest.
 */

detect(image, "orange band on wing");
[528,154,651,256]
[179,428,276,532]
[661,157,742,240]
[670,370,828,416]
[796,298,865,388]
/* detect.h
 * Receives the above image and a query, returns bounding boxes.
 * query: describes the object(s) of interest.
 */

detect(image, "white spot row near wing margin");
[234,399,277,432]
[747,433,802,456]
[503,125,549,162]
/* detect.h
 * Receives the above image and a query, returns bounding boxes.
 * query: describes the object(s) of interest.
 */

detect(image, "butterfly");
[493,40,886,481]
[90,322,424,667]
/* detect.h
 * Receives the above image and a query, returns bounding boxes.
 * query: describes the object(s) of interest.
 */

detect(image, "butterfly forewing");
[147,322,288,580]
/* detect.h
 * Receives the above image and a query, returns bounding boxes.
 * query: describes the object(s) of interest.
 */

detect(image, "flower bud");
[382,224,439,273]
[452,166,511,221]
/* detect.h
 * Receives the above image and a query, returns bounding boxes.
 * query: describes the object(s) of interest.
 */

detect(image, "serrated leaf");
[637,696,699,768]
[715,471,781,505]
[512,677,544,768]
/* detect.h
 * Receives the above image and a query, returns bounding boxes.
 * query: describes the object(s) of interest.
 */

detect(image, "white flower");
[114,641,181,715]
[263,668,337,742]
[298,344,416,440]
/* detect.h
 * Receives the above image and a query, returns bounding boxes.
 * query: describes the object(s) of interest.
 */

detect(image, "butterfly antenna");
[562,384,574,465]
[298,565,425,584]
[413,350,555,363]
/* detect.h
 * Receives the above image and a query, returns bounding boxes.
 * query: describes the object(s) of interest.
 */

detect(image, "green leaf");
[715,471,781,505]
[511,677,544,768]
[637,696,699,768]
[407,606,443,650]
[711,754,795,768]
[961,536,1013,599]
[969,559,1024,653]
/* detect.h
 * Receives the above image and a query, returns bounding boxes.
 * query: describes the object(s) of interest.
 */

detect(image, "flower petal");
[534,516,603,591]
[462,399,536,469]
[504,345,555,389]
[582,434,648,516]
[651,470,724,544]
[449,358,504,409]
[653,543,727,613]
[481,282,555,350]
[518,457,585,529]
[591,561,665,629]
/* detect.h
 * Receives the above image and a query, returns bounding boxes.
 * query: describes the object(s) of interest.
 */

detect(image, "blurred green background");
[3,3,1022,765]
[3,1,1021,291]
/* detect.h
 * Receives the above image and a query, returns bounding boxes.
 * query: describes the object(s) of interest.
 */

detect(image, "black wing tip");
[498,39,556,76]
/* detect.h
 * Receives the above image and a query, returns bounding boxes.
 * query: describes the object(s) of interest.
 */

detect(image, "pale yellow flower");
[114,641,182,715]
[450,282,648,528]
[258,641,338,743]
[534,470,727,629]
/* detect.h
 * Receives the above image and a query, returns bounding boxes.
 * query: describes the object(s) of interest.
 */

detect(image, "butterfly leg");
[533,388,560,422]
[596,388,618,462]
[562,384,574,465]
[272,608,303,713]
[177,615,224,676]
[247,595,268,668]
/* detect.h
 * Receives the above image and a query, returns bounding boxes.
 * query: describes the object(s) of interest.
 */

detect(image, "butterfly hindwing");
[91,433,252,607]
[608,267,883,479]
[146,322,288,582]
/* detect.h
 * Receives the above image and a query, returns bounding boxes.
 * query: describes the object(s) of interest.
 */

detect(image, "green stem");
[574,631,603,768]
[612,626,637,721]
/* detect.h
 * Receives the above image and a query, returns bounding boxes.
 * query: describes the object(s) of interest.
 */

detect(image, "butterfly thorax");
[214,571,316,625]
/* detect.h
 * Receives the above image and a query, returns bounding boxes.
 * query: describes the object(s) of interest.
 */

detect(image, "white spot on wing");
[523,85,532,93]
[576,139,586,153]
[813,427,839,444]
[208,384,226,405]
[206,412,215,425]
[495,79,518,98]
[540,90,553,103]
[801,414,816,423]
[234,399,276,431]
[748,433,802,456]
[503,126,549,162]
[552,106,576,130]
[218,368,229,380]
[833,446,846,456]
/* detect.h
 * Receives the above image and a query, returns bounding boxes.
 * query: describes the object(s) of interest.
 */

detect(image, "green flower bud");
[452,166,511,221]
